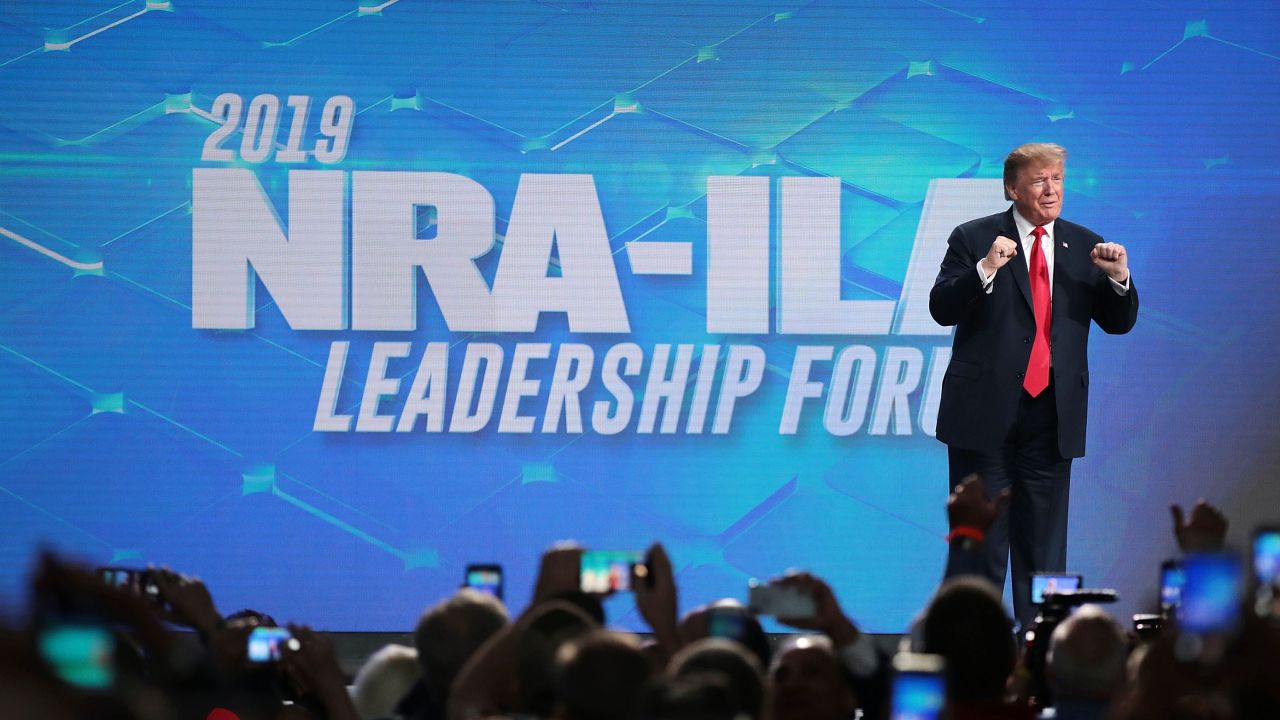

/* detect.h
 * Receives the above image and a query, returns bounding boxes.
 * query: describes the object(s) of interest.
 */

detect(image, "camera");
[1030,573,1082,606]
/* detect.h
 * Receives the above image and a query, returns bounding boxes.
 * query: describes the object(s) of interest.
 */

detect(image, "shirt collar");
[1011,206,1055,245]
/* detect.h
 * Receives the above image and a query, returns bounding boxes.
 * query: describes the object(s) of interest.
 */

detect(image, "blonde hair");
[1003,143,1067,200]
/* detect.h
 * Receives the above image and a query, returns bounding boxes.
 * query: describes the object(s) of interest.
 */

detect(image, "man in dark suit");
[929,143,1138,626]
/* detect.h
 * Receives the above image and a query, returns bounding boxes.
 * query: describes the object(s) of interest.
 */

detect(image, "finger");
[1170,504,1185,531]
[773,573,806,589]
[647,542,673,576]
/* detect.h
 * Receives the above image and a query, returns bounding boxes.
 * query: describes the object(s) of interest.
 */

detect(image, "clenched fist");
[981,235,1019,275]
[1091,241,1129,283]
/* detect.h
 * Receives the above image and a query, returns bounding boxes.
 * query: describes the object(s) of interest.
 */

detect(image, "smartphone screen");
[891,660,945,720]
[580,550,644,594]
[98,566,163,606]
[1179,552,1243,634]
[247,626,293,663]
[1160,560,1185,613]
[464,565,503,600]
[707,607,748,641]
[39,623,115,690]
[1253,528,1280,586]
[1030,573,1082,605]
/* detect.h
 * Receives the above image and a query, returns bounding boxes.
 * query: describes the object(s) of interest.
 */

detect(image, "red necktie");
[1024,225,1051,397]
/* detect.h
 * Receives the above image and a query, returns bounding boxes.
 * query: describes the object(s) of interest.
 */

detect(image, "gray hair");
[351,644,421,720]
[414,588,509,700]
[1047,604,1128,700]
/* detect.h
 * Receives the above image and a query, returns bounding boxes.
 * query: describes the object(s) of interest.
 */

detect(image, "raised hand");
[280,624,359,720]
[981,235,1019,275]
[1170,499,1228,553]
[948,474,1009,533]
[149,567,222,636]
[1090,241,1129,282]
[769,571,860,647]
[634,543,679,656]
[531,542,584,605]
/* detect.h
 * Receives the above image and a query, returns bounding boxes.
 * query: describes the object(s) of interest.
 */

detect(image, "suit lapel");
[1002,209,1034,313]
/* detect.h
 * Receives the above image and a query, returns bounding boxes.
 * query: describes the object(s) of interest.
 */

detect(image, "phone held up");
[464,564,504,601]
[580,550,650,594]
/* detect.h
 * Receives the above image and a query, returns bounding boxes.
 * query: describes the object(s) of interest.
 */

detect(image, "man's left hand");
[1091,242,1129,283]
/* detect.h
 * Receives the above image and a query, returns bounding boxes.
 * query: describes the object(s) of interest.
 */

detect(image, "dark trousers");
[947,379,1072,628]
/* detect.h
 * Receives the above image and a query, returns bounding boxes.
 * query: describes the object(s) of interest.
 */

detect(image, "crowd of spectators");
[3,479,1277,720]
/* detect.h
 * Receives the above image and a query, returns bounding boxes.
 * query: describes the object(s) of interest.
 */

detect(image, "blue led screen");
[1,0,1278,631]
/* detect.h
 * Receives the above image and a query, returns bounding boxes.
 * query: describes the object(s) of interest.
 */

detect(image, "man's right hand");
[981,235,1019,276]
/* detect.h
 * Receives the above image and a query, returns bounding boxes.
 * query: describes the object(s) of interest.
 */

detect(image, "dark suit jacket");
[929,208,1138,459]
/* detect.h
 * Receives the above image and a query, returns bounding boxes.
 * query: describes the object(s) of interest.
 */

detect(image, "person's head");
[413,588,508,703]
[766,635,856,720]
[553,631,653,720]
[1003,142,1067,226]
[518,602,599,716]
[668,638,763,719]
[1048,605,1128,702]
[678,600,770,671]
[921,577,1016,702]
[350,643,421,720]
[636,672,742,720]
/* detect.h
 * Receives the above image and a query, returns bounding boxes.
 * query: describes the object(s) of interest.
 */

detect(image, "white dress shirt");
[976,208,1130,294]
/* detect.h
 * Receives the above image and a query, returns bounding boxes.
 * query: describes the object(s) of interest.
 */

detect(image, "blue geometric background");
[1,0,1278,631]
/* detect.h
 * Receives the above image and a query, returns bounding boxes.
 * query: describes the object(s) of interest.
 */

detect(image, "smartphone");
[464,564,503,600]
[98,566,162,606]
[580,550,646,594]
[1252,527,1280,619]
[707,606,749,642]
[38,622,115,690]
[1178,551,1243,634]
[1253,527,1280,586]
[1160,559,1184,615]
[891,653,946,720]
[247,626,294,663]
[747,580,816,619]
[1030,573,1082,605]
